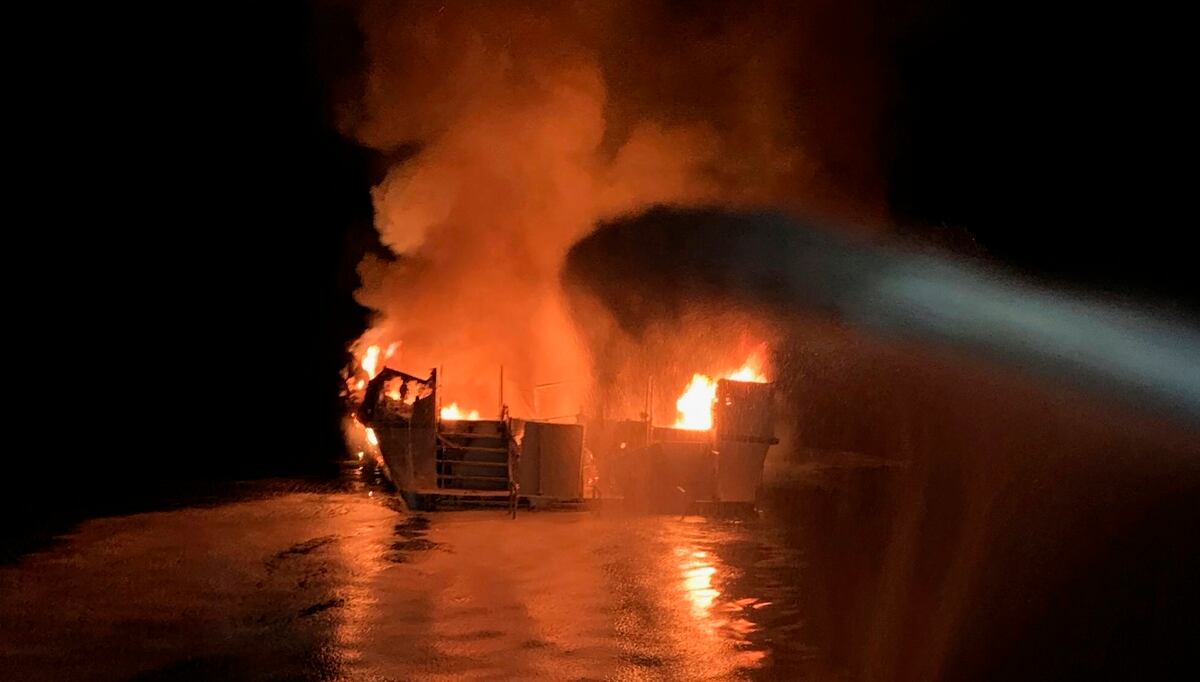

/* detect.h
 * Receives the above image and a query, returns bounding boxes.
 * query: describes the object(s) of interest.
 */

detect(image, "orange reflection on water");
[674,540,768,670]
[679,550,721,618]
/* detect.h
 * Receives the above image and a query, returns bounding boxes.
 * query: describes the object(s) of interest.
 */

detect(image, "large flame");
[674,374,721,430]
[350,342,399,396]
[440,403,481,421]
[672,352,768,430]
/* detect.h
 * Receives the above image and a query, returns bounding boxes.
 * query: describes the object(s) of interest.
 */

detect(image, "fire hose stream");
[568,207,1200,427]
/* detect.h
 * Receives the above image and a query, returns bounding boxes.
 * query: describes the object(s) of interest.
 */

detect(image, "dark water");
[0,465,820,681]
[5,398,1199,682]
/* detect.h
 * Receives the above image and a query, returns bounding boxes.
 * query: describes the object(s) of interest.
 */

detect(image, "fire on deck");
[353,367,778,514]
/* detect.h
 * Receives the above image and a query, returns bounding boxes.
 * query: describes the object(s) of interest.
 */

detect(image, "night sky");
[8,2,1195,537]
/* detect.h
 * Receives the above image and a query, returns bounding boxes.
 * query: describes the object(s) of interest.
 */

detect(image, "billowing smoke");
[335,0,887,417]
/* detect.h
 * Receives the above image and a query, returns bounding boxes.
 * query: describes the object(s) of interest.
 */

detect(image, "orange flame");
[672,352,768,430]
[361,345,381,379]
[674,373,720,430]
[365,427,378,446]
[440,403,481,421]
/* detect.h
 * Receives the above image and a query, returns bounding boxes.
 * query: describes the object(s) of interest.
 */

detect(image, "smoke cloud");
[335,0,887,416]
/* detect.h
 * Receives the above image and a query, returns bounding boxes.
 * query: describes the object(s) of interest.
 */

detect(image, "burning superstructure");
[352,363,584,512]
[585,351,777,512]
[347,345,777,513]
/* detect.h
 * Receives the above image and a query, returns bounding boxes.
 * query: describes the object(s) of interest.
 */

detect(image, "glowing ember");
[672,352,768,430]
[440,403,481,421]
[361,345,381,379]
[365,427,378,446]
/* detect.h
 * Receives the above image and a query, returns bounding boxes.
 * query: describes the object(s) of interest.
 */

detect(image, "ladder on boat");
[435,416,519,516]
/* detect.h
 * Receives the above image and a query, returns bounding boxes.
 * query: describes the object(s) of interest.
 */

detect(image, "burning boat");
[352,352,778,513]
[356,368,584,512]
